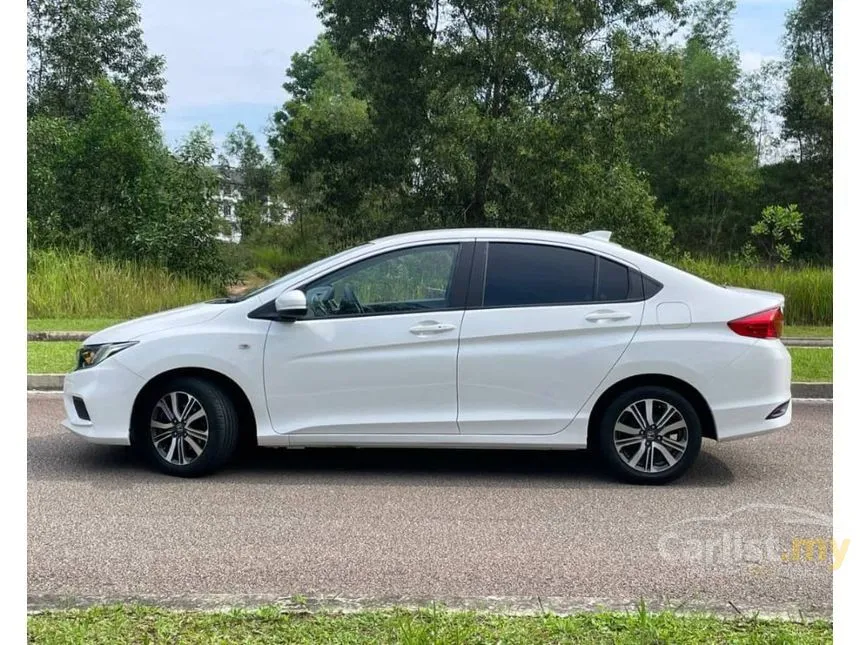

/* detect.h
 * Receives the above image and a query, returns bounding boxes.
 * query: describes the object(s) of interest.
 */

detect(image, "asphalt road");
[28,395,833,616]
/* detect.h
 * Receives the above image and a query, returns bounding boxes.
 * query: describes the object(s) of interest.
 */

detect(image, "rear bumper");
[61,360,143,446]
[707,339,793,441]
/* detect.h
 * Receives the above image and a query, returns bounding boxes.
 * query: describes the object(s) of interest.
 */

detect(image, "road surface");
[28,394,833,616]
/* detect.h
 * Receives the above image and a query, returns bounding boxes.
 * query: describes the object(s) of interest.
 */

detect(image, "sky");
[139,0,796,147]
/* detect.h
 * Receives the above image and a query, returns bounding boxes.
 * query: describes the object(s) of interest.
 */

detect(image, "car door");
[457,241,645,435]
[264,241,473,436]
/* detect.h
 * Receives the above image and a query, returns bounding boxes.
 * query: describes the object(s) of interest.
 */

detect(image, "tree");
[271,1,683,254]
[781,0,832,162]
[27,80,230,283]
[631,0,761,253]
[739,60,786,165]
[27,0,166,118]
[269,38,374,242]
[755,0,832,261]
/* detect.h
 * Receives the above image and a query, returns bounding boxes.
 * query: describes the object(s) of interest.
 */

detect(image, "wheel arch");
[130,367,258,448]
[586,374,717,449]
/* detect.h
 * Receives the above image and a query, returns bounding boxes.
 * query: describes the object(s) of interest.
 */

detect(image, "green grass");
[28,318,123,332]
[789,347,832,382]
[26,344,835,380]
[27,342,79,373]
[27,606,832,644]
[676,257,832,326]
[28,249,219,319]
[784,325,832,338]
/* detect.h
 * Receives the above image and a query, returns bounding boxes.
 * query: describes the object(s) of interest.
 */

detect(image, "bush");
[27,80,232,285]
[28,249,218,318]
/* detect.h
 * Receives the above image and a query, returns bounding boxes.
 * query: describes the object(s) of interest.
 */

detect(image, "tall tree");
[780,0,831,162]
[27,0,166,118]
[759,0,832,261]
[630,0,761,252]
[739,60,785,165]
[272,0,683,253]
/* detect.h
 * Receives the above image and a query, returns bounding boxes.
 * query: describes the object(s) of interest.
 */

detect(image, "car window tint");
[643,275,664,299]
[304,244,460,317]
[483,243,595,307]
[596,257,629,301]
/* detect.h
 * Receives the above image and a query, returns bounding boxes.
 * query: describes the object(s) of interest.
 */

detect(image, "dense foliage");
[27,80,231,283]
[268,0,832,262]
[27,0,832,296]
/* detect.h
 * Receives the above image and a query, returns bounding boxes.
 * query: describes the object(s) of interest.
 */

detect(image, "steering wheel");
[340,283,364,314]
[308,285,335,317]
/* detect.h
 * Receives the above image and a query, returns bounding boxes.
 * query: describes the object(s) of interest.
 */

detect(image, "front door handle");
[409,321,457,335]
[585,310,632,323]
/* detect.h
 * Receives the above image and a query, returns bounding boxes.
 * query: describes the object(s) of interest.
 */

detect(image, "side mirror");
[274,289,307,321]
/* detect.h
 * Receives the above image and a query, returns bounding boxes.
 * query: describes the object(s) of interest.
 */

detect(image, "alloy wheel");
[613,398,689,473]
[150,391,209,466]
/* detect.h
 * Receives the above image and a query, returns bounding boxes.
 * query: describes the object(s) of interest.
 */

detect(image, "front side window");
[483,243,596,307]
[303,244,461,318]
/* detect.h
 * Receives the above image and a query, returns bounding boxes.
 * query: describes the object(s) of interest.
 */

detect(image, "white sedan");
[62,228,792,484]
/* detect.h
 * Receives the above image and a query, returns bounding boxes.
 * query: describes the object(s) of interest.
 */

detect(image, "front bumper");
[61,359,144,445]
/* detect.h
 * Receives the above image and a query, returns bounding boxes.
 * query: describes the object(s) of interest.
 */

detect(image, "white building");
[213,167,290,243]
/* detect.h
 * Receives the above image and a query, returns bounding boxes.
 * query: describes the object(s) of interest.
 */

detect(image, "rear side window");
[596,257,629,301]
[483,243,595,307]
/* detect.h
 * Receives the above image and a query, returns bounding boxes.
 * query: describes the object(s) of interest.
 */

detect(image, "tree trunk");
[465,146,493,227]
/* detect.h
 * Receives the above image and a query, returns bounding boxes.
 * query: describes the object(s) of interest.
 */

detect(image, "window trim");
[468,240,662,311]
[250,241,475,322]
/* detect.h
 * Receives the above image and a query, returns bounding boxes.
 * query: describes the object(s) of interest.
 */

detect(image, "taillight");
[727,307,784,339]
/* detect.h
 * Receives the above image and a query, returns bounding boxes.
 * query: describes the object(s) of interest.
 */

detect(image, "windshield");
[228,244,372,302]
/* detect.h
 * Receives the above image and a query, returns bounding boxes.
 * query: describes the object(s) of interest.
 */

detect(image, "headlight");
[76,341,138,370]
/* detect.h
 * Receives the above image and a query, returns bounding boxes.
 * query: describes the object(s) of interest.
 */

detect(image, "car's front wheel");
[134,376,239,477]
[597,385,702,484]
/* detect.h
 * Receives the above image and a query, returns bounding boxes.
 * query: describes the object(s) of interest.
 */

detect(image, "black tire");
[597,385,702,485]
[133,376,240,477]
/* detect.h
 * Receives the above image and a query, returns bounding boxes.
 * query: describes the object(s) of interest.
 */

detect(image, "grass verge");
[27,341,79,374]
[676,257,832,326]
[28,249,218,319]
[790,347,832,382]
[783,325,832,338]
[27,606,832,645]
[26,345,833,381]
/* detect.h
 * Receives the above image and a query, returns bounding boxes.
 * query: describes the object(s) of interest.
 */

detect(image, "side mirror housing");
[274,289,307,321]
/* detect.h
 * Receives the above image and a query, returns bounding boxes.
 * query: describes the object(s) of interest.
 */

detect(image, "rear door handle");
[409,321,457,335]
[585,310,632,323]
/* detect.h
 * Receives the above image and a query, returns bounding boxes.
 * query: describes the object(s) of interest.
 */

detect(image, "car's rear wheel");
[597,385,702,484]
[134,377,239,477]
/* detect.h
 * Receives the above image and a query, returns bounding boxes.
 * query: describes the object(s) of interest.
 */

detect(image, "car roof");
[368,228,694,285]
[371,228,615,249]
[370,227,638,261]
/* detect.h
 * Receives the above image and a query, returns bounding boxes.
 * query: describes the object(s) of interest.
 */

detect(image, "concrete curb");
[28,374,66,391]
[791,382,833,398]
[25,593,832,620]
[27,373,834,398]
[782,337,832,347]
[28,331,90,342]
